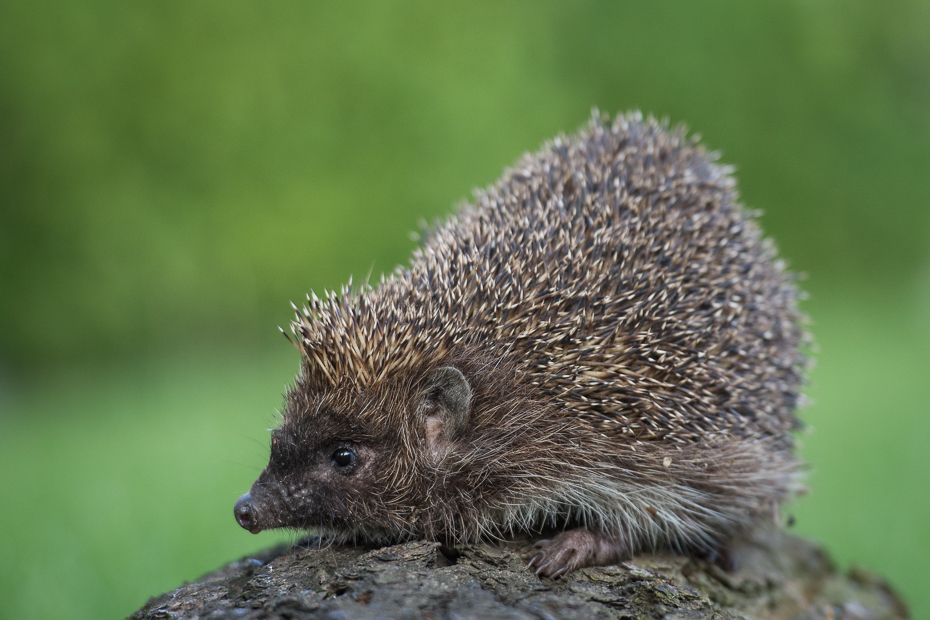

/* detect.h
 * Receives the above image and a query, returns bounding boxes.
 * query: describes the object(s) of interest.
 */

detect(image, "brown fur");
[238,111,809,572]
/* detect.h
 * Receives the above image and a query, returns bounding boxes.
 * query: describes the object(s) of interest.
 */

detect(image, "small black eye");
[332,448,355,468]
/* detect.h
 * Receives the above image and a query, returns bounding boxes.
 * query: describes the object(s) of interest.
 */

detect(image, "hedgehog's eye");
[332,448,356,469]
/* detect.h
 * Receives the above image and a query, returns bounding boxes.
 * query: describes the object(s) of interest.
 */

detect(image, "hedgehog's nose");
[234,493,262,534]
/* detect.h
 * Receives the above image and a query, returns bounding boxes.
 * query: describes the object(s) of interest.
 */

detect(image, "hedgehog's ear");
[419,366,471,458]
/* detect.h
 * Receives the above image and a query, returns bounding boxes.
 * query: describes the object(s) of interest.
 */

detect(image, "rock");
[128,530,908,620]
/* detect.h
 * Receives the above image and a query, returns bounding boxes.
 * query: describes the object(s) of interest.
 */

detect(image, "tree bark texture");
[129,530,908,620]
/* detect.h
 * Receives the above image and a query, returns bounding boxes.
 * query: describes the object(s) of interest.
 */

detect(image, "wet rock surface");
[129,531,908,620]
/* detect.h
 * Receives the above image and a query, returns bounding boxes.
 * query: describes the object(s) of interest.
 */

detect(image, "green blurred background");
[1,1,928,618]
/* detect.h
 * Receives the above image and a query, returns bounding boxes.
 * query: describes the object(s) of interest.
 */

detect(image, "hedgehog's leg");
[700,544,740,572]
[527,528,628,578]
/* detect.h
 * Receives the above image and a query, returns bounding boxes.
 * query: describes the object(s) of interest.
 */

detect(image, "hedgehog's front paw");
[527,528,627,578]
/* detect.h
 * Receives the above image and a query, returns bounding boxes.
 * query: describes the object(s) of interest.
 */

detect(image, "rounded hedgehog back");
[290,111,808,447]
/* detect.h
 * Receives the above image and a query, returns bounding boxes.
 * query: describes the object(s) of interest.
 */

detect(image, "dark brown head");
[233,355,551,543]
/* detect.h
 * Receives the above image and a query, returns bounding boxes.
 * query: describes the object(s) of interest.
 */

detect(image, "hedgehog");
[233,111,809,578]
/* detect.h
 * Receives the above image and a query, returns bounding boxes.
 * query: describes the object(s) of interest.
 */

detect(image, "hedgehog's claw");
[530,528,627,579]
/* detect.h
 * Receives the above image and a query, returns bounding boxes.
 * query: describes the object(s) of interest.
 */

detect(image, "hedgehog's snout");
[234,492,262,534]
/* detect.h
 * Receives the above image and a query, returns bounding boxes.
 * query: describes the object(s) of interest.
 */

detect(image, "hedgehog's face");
[233,389,411,539]
[233,366,475,540]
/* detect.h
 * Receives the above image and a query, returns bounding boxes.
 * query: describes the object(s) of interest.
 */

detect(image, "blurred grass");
[790,284,930,617]
[0,347,295,619]
[0,0,928,618]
